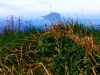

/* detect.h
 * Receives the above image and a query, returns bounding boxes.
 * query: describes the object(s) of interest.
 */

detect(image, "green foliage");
[36,33,57,58]
[52,35,86,75]
[36,33,100,75]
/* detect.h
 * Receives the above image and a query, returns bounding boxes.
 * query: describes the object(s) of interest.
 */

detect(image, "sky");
[0,0,100,20]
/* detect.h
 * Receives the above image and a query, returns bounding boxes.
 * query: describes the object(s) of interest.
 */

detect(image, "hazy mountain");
[44,12,62,21]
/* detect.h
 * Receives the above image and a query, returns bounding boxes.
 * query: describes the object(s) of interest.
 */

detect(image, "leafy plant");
[36,33,100,75]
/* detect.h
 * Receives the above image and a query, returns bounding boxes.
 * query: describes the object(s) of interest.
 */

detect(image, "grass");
[0,17,100,75]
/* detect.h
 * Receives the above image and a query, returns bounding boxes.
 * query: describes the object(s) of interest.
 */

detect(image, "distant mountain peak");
[44,12,61,21]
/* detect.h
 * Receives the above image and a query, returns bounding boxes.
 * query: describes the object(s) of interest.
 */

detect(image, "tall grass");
[0,17,100,75]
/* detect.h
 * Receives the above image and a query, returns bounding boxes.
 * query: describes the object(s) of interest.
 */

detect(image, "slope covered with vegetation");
[0,17,100,75]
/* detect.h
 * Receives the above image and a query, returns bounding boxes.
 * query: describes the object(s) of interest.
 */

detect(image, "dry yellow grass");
[43,22,100,66]
[43,23,100,55]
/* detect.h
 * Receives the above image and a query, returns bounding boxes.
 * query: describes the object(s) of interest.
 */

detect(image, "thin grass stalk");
[39,63,51,75]
[4,65,14,75]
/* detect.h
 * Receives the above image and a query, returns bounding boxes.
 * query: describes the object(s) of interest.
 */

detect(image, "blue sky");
[0,0,100,19]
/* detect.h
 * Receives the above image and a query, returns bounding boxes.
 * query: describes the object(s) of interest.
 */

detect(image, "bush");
[36,33,94,74]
